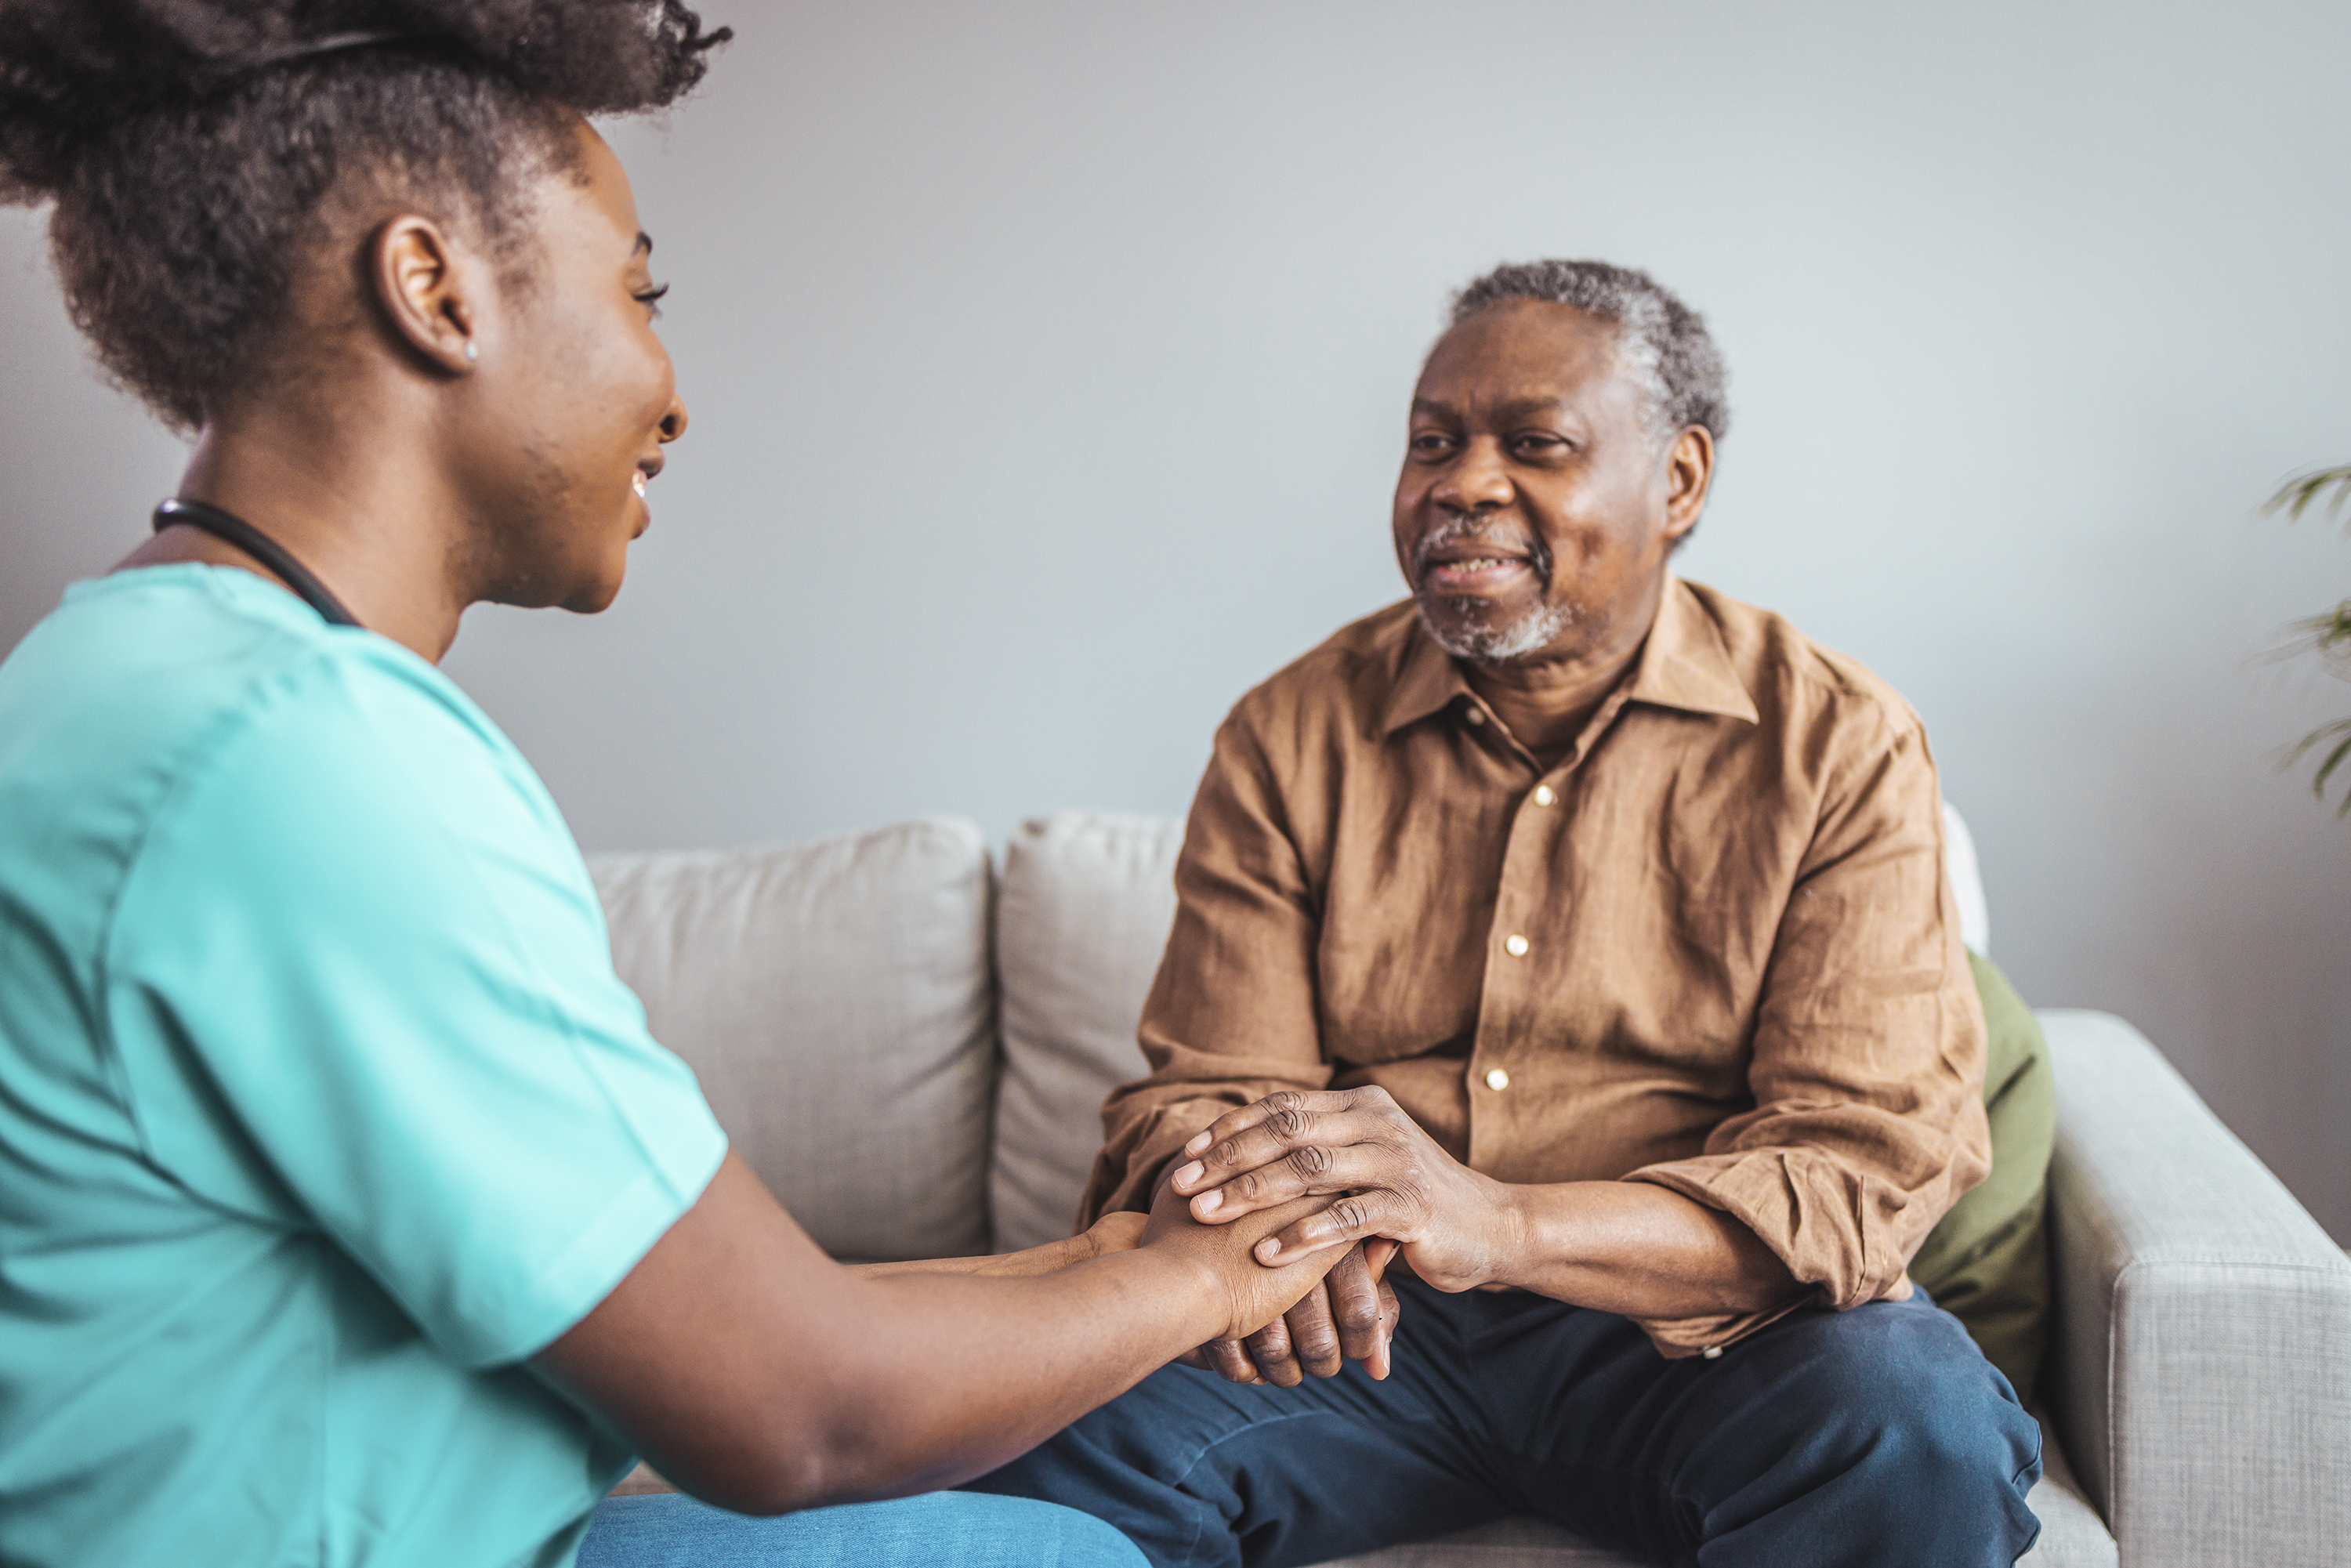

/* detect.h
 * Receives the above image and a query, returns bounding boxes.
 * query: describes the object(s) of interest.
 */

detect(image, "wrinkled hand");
[1167,1087,1520,1293]
[1139,1160,1349,1345]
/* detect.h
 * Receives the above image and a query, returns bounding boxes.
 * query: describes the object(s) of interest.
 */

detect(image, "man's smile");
[1422,554,1536,593]
[1415,531,1545,597]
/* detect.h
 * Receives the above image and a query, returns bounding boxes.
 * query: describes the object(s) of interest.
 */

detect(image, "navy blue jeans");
[968,1275,2041,1568]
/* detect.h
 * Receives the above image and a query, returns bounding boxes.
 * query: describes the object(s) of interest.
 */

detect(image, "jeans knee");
[1789,1303,2040,1501]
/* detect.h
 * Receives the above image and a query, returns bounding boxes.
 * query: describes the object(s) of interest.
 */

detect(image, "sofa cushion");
[1910,950,2055,1400]
[989,813,1183,1252]
[990,806,1998,1254]
[589,818,996,1262]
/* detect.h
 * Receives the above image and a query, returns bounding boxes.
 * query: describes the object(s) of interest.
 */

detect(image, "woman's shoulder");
[1,565,560,894]
[10,564,505,762]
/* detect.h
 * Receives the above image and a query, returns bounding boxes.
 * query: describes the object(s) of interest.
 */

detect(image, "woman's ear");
[368,215,481,375]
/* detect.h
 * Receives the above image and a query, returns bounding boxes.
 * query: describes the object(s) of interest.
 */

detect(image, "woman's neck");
[118,400,474,662]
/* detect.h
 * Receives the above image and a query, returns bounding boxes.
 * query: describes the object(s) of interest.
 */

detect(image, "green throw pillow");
[1909,951,2055,1403]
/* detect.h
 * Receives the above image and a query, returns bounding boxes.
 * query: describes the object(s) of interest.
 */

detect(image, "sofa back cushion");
[588,819,996,1262]
[991,805,1998,1252]
[989,813,1183,1251]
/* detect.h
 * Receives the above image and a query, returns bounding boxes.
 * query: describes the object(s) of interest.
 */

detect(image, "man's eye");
[1410,433,1455,454]
[1512,433,1567,456]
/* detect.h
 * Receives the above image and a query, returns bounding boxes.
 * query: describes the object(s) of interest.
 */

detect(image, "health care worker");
[0,6,1357,1565]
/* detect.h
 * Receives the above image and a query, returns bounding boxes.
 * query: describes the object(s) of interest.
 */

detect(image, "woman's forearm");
[844,1212,1145,1280]
[539,1155,1334,1518]
[797,1249,1230,1505]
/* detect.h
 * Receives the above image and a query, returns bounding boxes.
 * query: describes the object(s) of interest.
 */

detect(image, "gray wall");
[4,1,2347,1238]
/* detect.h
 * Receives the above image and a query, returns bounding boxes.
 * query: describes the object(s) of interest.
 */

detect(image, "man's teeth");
[1444,557,1512,570]
[632,470,648,497]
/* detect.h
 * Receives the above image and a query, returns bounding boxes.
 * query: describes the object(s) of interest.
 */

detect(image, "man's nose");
[1434,436,1511,512]
[659,394,689,442]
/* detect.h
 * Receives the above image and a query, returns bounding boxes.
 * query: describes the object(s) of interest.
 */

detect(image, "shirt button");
[1484,1067,1511,1092]
[1504,933,1529,957]
[1701,1345,1723,1360]
[1532,784,1556,806]
[1463,707,1486,726]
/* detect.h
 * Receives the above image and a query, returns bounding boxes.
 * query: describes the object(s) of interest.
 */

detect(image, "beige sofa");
[587,811,2350,1568]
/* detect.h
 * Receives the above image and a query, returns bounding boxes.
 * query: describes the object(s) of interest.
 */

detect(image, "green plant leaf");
[2283,719,2351,817]
[2264,465,2351,527]
[2264,464,2351,817]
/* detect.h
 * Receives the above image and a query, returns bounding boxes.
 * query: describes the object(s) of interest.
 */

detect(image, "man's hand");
[1167,1087,1521,1292]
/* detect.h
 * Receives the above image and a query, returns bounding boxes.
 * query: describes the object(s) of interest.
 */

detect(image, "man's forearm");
[1487,1180,1799,1320]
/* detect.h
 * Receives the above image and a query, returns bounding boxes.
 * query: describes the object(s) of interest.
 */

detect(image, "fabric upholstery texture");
[1942,798,1991,954]
[989,814,1183,1253]
[588,819,997,1262]
[2041,1009,2351,1568]
[1910,951,2056,1401]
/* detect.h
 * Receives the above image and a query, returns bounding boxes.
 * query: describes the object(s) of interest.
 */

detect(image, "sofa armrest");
[2040,1009,2350,1568]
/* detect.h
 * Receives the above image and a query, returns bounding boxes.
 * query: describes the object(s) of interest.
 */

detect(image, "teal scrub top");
[0,566,730,1567]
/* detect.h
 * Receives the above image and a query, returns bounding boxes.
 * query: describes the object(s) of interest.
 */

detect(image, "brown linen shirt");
[1081,578,1990,1354]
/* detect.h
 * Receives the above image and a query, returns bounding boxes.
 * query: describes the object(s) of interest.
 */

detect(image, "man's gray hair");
[1450,260,1730,445]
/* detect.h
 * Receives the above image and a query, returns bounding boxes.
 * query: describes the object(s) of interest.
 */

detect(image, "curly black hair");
[0,2,729,429]
[1451,259,1730,445]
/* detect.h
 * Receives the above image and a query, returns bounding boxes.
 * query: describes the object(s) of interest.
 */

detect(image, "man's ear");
[368,215,480,375]
[1661,424,1715,545]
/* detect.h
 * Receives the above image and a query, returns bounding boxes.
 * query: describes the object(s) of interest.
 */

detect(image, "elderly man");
[971,261,2041,1567]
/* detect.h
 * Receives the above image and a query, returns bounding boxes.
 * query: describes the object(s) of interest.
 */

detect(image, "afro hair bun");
[0,0,729,203]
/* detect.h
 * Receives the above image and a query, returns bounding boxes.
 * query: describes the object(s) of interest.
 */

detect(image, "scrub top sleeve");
[102,653,729,1368]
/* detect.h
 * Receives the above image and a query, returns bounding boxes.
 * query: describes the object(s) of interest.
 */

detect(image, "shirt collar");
[1380,577,1759,737]
[1625,577,1761,724]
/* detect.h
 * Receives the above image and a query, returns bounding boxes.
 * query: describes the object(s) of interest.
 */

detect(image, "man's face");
[1392,299,1700,665]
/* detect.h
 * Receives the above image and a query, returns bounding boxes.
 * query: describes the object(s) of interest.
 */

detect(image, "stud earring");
[464,342,479,363]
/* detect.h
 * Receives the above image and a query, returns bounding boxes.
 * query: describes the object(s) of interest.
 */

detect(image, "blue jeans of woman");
[580,1490,1147,1567]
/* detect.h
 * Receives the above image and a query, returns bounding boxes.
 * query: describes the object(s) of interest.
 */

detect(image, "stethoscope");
[152,498,360,628]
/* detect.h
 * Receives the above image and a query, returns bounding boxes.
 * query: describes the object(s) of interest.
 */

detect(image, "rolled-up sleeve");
[1622,707,1991,1353]
[1078,709,1335,1225]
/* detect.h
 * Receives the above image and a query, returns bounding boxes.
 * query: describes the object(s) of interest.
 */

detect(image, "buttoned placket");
[1459,682,1645,1175]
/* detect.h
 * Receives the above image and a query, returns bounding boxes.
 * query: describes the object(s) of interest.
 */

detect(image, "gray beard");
[1416,596,1573,663]
[1407,516,1569,663]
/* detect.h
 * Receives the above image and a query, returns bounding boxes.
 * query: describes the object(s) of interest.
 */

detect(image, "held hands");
[1167,1087,1523,1295]
[1138,1163,1350,1348]
[1182,1238,1401,1387]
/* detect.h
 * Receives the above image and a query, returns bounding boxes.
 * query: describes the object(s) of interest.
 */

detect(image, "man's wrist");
[1473,1173,1541,1289]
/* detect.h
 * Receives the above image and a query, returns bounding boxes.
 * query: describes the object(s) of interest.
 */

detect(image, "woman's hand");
[1184,1237,1402,1386]
[1139,1167,1348,1346]
[1076,1208,1147,1260]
